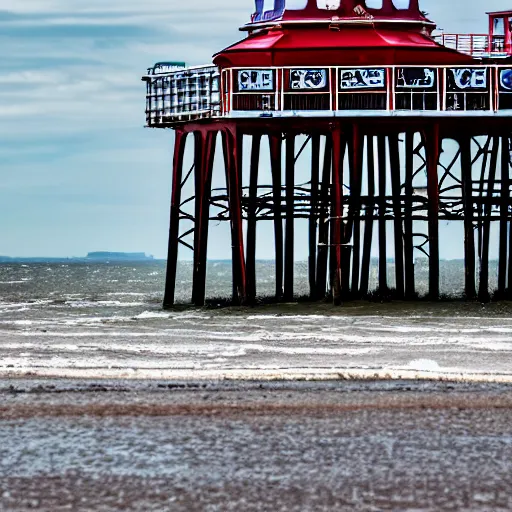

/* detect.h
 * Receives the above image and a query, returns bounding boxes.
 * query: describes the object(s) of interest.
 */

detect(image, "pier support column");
[309,134,321,299]
[377,135,388,295]
[246,134,261,305]
[223,128,248,305]
[425,125,440,300]
[270,133,284,300]
[331,128,345,305]
[284,134,295,302]
[192,131,217,307]
[164,129,187,308]
[498,134,510,298]
[349,125,364,298]
[403,132,416,299]
[360,135,375,298]
[460,135,477,300]
[508,138,512,297]
[389,132,405,300]
[479,136,499,303]
[316,135,332,300]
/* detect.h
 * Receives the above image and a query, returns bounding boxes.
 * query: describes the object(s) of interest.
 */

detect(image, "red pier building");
[143,1,512,306]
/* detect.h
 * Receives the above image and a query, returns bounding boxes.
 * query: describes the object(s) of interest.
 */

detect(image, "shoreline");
[3,367,512,384]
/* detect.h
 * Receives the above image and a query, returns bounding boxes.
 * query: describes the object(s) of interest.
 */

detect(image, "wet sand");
[1,379,512,511]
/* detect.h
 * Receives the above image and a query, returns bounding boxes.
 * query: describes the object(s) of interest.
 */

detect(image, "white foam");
[0,300,51,309]
[106,292,146,297]
[65,300,144,308]
[407,359,441,372]
[134,311,171,320]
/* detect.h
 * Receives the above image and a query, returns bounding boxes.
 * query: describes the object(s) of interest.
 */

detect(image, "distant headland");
[0,252,157,263]
[86,252,154,261]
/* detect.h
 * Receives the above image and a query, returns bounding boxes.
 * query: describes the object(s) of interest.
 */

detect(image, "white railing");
[143,65,221,126]
[143,64,512,126]
[434,33,511,58]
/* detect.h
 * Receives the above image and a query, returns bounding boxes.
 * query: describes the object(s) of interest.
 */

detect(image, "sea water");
[0,261,511,380]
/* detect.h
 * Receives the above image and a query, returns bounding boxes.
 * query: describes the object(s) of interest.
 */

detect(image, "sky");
[0,0,510,259]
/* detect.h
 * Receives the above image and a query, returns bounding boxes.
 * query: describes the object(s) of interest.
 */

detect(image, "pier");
[142,1,512,307]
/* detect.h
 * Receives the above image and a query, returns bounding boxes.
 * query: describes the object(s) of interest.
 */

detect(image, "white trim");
[241,18,436,31]
[227,110,512,118]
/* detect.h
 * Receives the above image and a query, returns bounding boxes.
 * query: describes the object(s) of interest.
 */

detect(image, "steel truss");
[163,119,512,307]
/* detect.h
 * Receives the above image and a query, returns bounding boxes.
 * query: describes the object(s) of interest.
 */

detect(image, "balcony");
[143,65,221,127]
[143,64,512,127]
[433,33,511,58]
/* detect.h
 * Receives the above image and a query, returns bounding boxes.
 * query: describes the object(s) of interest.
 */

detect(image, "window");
[286,0,309,9]
[392,0,410,9]
[262,0,276,13]
[317,0,341,9]
[365,0,383,8]
[494,17,505,36]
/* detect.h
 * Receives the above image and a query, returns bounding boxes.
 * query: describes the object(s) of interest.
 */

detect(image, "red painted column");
[498,135,510,297]
[246,134,261,304]
[223,127,248,305]
[269,133,284,300]
[192,130,217,307]
[403,131,416,299]
[479,136,499,303]
[164,129,188,308]
[360,134,375,298]
[316,135,332,300]
[424,124,440,300]
[309,134,321,298]
[388,132,405,300]
[331,127,344,305]
[284,133,295,302]
[377,135,388,295]
[348,125,364,297]
[460,135,476,300]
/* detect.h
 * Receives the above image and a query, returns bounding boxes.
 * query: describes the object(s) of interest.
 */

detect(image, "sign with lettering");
[152,62,186,74]
[289,69,328,90]
[396,68,436,89]
[499,69,512,92]
[237,70,275,92]
[339,69,386,90]
[447,68,488,91]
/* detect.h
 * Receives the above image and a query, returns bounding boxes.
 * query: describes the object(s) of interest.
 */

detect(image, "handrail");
[434,33,511,57]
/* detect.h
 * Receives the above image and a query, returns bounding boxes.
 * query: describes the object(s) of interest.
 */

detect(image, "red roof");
[487,10,512,16]
[214,27,474,67]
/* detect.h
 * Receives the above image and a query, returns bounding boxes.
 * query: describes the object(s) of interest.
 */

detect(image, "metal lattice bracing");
[162,118,512,306]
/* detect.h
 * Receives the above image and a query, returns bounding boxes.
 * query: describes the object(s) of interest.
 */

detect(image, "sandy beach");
[1,378,512,511]
[2,264,512,510]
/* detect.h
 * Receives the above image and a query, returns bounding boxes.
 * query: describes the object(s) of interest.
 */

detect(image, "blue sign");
[500,69,512,92]
[447,68,488,91]
[254,0,285,22]
[290,70,328,90]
